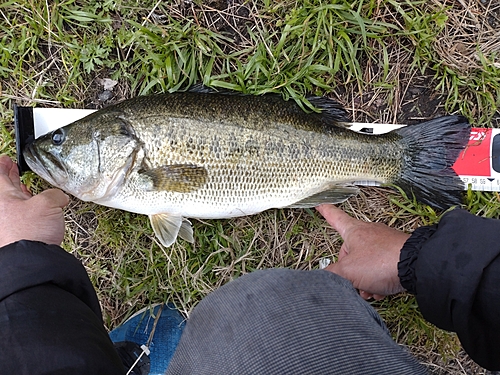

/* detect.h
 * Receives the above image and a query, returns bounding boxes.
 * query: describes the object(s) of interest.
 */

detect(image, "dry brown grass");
[432,0,500,72]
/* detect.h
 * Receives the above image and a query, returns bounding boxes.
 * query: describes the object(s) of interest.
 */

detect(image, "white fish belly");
[100,169,379,219]
[103,192,295,218]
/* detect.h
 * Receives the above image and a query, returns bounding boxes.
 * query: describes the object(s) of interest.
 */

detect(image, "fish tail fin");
[393,115,470,209]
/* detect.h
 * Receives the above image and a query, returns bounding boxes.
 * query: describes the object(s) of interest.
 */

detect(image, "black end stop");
[13,105,34,174]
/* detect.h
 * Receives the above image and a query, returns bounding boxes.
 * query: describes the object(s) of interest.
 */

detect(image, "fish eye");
[51,129,66,146]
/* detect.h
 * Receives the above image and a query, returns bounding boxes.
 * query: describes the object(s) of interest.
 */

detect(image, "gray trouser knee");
[166,268,428,375]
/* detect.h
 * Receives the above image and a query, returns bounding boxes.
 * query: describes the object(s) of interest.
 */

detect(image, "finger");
[35,189,70,209]
[324,243,349,276]
[8,159,24,190]
[316,204,358,237]
[0,155,16,189]
[20,183,32,198]
[0,156,25,194]
[0,155,14,172]
[359,290,373,300]
[373,294,386,301]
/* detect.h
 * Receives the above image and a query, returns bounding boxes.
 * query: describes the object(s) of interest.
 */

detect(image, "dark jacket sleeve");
[398,209,500,371]
[0,240,125,375]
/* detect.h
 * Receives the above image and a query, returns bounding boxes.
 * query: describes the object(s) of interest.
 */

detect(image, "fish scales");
[110,94,404,217]
[24,91,470,247]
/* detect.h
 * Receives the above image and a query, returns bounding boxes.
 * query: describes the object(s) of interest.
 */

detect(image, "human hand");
[0,155,69,248]
[317,204,410,300]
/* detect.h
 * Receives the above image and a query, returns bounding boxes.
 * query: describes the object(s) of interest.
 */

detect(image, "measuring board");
[14,107,500,192]
[453,128,500,192]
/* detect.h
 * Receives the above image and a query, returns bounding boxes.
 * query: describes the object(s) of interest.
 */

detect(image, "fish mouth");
[23,143,68,187]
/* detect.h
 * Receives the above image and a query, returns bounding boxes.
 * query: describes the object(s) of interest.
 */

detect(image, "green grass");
[1,0,499,372]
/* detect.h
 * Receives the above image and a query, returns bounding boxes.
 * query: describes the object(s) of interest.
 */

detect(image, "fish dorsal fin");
[286,185,359,208]
[187,83,218,94]
[187,85,350,128]
[150,213,194,247]
[306,96,351,127]
[187,84,243,95]
[138,164,208,193]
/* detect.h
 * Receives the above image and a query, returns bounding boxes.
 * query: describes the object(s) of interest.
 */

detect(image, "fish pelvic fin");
[179,218,194,243]
[150,214,194,247]
[139,164,208,193]
[286,185,359,208]
[394,115,471,209]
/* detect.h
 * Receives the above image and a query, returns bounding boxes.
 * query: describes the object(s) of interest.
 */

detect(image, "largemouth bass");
[24,91,470,247]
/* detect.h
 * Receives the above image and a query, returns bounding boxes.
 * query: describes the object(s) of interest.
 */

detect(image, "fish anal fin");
[139,164,208,193]
[150,214,194,247]
[286,185,359,208]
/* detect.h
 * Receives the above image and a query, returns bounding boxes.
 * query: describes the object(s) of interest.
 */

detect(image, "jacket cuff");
[398,226,437,294]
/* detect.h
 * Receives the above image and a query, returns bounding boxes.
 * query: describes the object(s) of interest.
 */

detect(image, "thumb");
[316,204,357,238]
[35,189,70,209]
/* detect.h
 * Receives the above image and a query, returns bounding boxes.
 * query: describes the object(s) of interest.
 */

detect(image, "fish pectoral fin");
[138,164,208,193]
[150,213,194,247]
[286,185,359,208]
